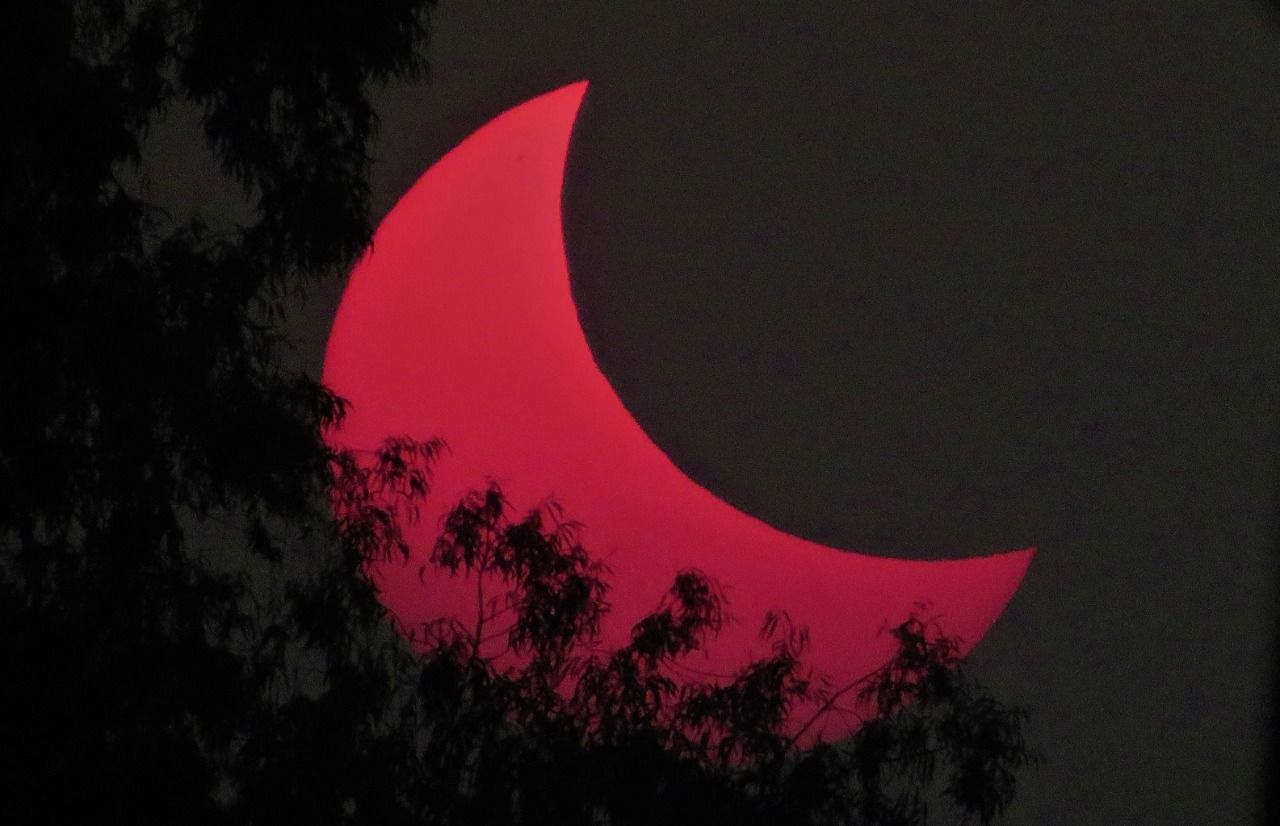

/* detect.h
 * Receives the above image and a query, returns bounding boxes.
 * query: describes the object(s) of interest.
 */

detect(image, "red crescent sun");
[323,81,1034,741]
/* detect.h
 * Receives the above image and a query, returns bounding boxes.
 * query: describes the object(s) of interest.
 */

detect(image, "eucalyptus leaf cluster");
[328,441,1038,825]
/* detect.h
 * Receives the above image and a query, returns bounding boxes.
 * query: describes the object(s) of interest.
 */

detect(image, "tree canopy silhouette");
[0,2,1037,824]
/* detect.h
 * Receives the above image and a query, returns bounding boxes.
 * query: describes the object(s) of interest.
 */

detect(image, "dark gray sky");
[284,3,1280,822]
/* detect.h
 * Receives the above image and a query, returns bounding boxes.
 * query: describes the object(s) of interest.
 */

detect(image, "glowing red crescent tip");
[323,81,1034,742]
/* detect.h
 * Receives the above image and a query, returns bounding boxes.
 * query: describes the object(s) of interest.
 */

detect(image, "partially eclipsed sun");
[322,81,1033,741]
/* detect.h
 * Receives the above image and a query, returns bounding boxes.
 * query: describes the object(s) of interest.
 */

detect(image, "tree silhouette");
[0,3,1036,824]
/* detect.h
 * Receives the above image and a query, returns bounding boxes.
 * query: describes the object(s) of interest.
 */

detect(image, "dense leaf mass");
[0,3,1036,824]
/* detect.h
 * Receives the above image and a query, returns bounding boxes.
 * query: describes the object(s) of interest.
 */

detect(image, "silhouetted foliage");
[0,3,1036,824]
[376,466,1038,826]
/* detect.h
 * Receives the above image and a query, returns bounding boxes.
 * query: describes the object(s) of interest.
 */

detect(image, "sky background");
[149,2,1280,822]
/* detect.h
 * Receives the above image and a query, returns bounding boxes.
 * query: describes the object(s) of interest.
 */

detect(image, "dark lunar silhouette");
[0,2,1036,823]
